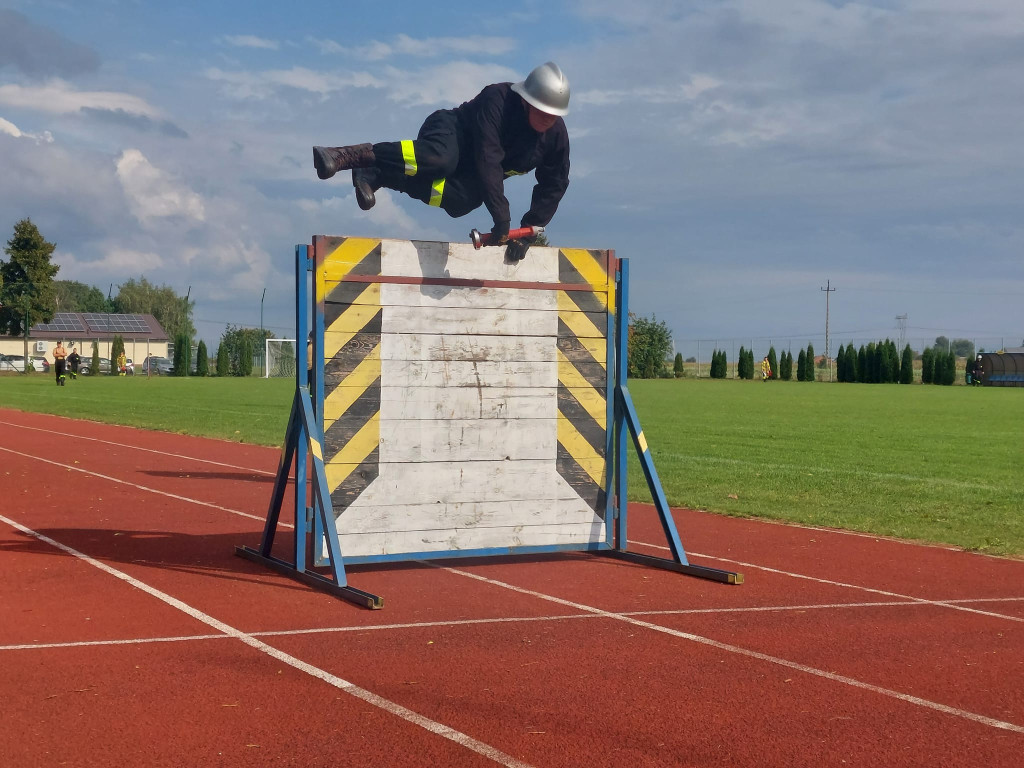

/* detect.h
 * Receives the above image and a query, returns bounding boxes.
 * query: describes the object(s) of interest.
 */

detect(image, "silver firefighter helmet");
[512,61,570,116]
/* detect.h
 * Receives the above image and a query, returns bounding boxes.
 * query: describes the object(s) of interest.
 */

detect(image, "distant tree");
[779,350,792,381]
[215,343,229,376]
[845,343,858,382]
[0,218,60,346]
[195,340,209,376]
[796,348,807,381]
[113,277,195,341]
[219,325,272,376]
[767,346,778,381]
[685,356,696,363]
[900,344,913,384]
[951,338,974,359]
[673,352,684,378]
[90,341,100,374]
[934,336,950,354]
[628,314,672,379]
[921,347,935,384]
[54,280,110,313]
[238,337,253,377]
[836,345,847,382]
[173,331,191,376]
[857,345,867,383]
[110,334,125,375]
[941,350,957,385]
[737,346,747,379]
[805,344,816,381]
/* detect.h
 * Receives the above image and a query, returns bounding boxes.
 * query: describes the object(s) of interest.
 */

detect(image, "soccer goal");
[264,338,297,378]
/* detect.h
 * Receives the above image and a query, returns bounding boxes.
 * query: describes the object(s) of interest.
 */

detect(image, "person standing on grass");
[67,344,80,380]
[761,355,772,382]
[117,350,127,376]
[52,341,67,386]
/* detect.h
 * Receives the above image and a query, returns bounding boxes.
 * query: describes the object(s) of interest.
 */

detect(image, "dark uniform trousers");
[371,110,484,218]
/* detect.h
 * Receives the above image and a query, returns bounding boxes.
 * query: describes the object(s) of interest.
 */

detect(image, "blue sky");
[2,0,1022,357]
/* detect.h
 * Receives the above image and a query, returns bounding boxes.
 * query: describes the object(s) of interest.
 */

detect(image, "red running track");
[1,408,1022,767]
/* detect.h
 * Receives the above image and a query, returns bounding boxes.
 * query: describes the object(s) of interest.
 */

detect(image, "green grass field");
[2,372,1021,556]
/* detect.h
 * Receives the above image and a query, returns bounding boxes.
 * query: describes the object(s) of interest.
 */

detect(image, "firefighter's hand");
[490,220,510,245]
[504,236,535,263]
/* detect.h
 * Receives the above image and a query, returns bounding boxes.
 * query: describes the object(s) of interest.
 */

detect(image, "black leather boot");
[312,144,375,180]
[352,167,381,210]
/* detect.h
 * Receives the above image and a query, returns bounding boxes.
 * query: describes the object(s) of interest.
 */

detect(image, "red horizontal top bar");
[334,274,604,292]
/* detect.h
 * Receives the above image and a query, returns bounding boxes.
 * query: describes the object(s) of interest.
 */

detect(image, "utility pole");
[821,280,836,382]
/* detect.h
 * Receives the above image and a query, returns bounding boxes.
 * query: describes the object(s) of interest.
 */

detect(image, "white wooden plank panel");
[336,498,602,535]
[338,520,607,558]
[377,418,556,463]
[379,359,557,388]
[379,240,562,283]
[380,333,558,363]
[323,283,567,310]
[376,305,558,337]
[377,386,556,420]
[345,462,581,505]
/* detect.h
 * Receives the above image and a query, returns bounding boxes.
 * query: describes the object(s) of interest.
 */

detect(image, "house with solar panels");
[0,312,169,365]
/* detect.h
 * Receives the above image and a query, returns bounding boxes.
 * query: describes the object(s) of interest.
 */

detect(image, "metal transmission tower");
[896,314,907,351]
[821,280,836,381]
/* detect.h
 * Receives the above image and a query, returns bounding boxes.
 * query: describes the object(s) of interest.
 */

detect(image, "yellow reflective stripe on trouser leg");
[428,178,445,207]
[401,140,417,176]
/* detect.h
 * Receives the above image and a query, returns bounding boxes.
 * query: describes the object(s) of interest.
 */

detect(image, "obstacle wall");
[314,237,615,560]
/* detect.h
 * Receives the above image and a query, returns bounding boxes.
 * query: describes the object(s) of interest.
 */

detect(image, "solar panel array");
[33,313,86,333]
[81,313,152,333]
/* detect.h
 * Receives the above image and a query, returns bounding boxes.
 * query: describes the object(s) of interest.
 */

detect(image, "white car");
[0,353,27,372]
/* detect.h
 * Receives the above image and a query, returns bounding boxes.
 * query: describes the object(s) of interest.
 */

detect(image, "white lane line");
[437,564,1024,734]
[1,634,229,651]
[0,445,288,528]
[0,513,534,768]
[0,418,277,476]
[630,539,1024,623]
[8,596,1024,653]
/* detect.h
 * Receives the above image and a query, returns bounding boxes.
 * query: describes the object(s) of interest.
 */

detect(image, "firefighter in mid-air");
[312,61,571,261]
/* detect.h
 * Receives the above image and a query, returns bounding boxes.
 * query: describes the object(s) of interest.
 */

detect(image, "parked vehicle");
[79,358,111,376]
[140,355,174,375]
[31,356,50,372]
[0,354,27,372]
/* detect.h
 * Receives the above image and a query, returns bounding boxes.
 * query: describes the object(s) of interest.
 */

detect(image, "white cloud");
[0,116,50,142]
[311,33,516,61]
[221,35,279,50]
[115,149,205,224]
[205,66,382,99]
[0,80,160,118]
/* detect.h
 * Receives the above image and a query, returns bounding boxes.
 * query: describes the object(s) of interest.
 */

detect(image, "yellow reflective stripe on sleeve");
[428,178,445,207]
[401,140,417,176]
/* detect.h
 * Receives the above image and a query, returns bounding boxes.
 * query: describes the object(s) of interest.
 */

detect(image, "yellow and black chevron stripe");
[556,249,611,516]
[319,238,382,512]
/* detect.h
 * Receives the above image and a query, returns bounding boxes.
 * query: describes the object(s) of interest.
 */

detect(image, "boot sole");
[312,147,336,180]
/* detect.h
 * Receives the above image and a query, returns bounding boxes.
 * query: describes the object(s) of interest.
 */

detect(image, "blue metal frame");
[238,244,739,609]
[235,245,383,609]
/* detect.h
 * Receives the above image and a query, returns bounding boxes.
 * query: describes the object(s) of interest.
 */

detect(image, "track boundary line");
[7,412,1019,561]
[630,539,1024,623]
[6,596,1023,653]
[0,512,535,768]
[0,418,277,476]
[0,445,286,528]
[436,564,1024,734]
